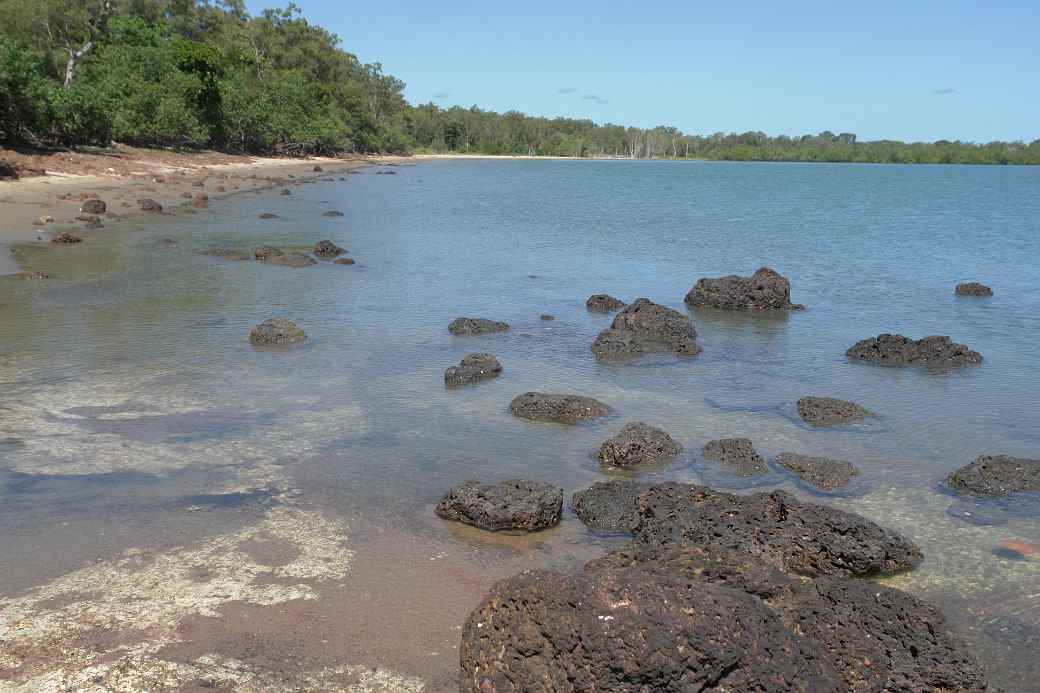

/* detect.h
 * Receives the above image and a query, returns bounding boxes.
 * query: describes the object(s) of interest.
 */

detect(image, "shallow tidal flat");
[2,159,1040,691]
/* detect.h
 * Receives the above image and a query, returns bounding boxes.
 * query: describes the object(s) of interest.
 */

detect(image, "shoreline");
[0,148,407,276]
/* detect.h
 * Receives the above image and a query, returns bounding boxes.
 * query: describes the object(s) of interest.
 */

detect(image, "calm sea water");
[2,160,1039,689]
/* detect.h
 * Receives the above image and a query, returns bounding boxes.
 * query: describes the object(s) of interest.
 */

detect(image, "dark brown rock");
[571,480,648,531]
[51,233,82,244]
[436,479,563,532]
[846,334,982,367]
[774,453,859,490]
[447,317,510,336]
[248,318,307,345]
[685,266,802,310]
[955,282,993,296]
[254,246,285,261]
[509,392,610,424]
[591,298,700,359]
[314,240,345,257]
[539,314,554,321]
[444,353,502,386]
[258,212,279,219]
[597,422,681,468]
[948,455,1040,496]
[137,198,162,213]
[796,396,874,426]
[586,293,626,312]
[312,165,323,172]
[79,199,106,214]
[333,257,355,265]
[703,437,767,476]
[280,188,292,195]
[321,210,344,217]
[193,194,208,209]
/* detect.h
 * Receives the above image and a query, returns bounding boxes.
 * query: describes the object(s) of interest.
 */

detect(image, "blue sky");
[245,1,1039,143]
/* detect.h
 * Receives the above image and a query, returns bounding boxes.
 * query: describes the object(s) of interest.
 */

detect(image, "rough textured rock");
[571,480,648,531]
[444,353,502,386]
[703,438,767,476]
[313,240,345,257]
[586,293,626,312]
[51,233,82,244]
[591,298,700,358]
[200,248,251,261]
[137,198,162,213]
[460,567,841,693]
[846,334,982,367]
[333,257,355,265]
[321,210,344,217]
[447,317,510,336]
[254,245,285,261]
[580,544,990,693]
[597,422,681,468]
[948,455,1040,496]
[684,266,802,310]
[628,482,922,577]
[436,479,563,532]
[509,392,610,424]
[80,199,106,214]
[248,318,307,345]
[796,396,874,426]
[956,282,993,296]
[774,453,859,491]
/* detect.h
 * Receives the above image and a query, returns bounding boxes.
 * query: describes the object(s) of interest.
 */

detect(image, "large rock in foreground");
[591,298,700,358]
[846,334,982,367]
[684,266,802,310]
[796,396,874,426]
[775,452,859,490]
[436,479,563,532]
[461,567,839,692]
[629,482,920,577]
[444,353,502,386]
[586,293,626,312]
[448,317,510,336]
[597,422,681,468]
[249,318,307,345]
[703,437,767,476]
[509,392,610,424]
[948,455,1040,496]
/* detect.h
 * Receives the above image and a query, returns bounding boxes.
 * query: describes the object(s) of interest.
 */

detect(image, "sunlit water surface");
[2,160,1040,690]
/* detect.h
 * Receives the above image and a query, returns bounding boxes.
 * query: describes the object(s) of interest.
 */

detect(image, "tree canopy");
[1,0,1037,164]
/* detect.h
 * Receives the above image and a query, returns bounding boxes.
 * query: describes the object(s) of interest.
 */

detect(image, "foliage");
[0,0,1036,164]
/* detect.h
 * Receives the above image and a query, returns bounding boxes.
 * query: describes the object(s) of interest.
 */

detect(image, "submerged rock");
[333,257,355,265]
[313,239,345,257]
[597,422,681,468]
[685,266,802,310]
[703,438,767,476]
[137,198,162,213]
[444,353,502,386]
[948,455,1040,496]
[51,232,82,244]
[280,188,292,195]
[80,199,106,214]
[509,392,610,424]
[200,247,251,261]
[539,314,554,321]
[258,212,279,219]
[586,293,626,312]
[627,482,922,577]
[846,334,982,367]
[570,480,648,531]
[249,318,307,345]
[436,479,563,532]
[797,396,874,426]
[774,453,859,490]
[591,298,700,358]
[254,245,285,261]
[321,210,345,217]
[448,317,510,336]
[267,253,316,267]
[956,282,993,296]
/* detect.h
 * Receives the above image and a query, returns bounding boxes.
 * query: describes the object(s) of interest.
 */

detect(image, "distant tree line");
[2,1,1038,165]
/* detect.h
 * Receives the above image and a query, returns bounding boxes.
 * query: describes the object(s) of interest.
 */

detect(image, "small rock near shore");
[448,317,510,336]
[948,455,1040,496]
[312,165,323,172]
[797,396,874,426]
[955,282,993,296]
[509,392,610,424]
[444,353,502,386]
[249,318,307,345]
[685,266,802,310]
[436,479,563,532]
[775,453,859,491]
[137,198,162,213]
[80,199,106,214]
[846,334,982,367]
[586,293,626,312]
[597,422,681,468]
[314,240,346,257]
[703,438,767,476]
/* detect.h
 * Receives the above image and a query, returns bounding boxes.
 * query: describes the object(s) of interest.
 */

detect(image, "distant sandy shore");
[0,147,406,275]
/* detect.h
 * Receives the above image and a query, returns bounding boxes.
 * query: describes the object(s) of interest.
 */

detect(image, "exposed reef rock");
[846,334,982,366]
[684,266,802,310]
[508,392,610,424]
[436,479,563,532]
[444,353,502,386]
[948,455,1040,497]
[591,298,700,358]
[586,294,626,312]
[796,396,874,426]
[249,319,307,345]
[956,282,993,296]
[774,452,859,490]
[597,422,681,468]
[703,437,767,476]
[448,317,510,336]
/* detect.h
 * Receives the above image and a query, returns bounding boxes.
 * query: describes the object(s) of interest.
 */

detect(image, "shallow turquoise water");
[1,160,1039,689]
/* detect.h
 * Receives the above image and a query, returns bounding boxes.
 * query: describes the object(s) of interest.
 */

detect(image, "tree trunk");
[64,41,94,89]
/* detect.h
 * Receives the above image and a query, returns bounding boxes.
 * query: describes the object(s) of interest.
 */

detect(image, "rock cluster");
[796,396,874,426]
[846,334,982,366]
[444,353,502,386]
[436,479,563,532]
[948,455,1040,496]
[508,392,610,424]
[591,298,700,358]
[684,266,802,310]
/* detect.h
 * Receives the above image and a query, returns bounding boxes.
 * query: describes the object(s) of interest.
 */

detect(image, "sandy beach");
[0,146,405,276]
